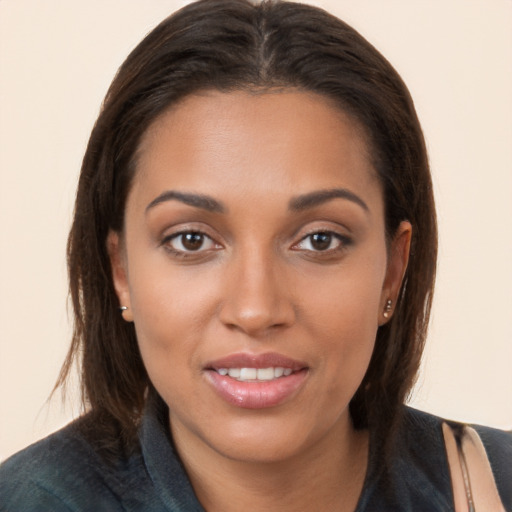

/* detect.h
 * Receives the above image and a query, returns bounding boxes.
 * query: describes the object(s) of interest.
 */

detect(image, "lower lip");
[205,370,308,409]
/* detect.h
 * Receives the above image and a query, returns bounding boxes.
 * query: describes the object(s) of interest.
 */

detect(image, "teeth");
[257,368,274,380]
[240,368,257,380]
[228,368,240,378]
[216,367,294,381]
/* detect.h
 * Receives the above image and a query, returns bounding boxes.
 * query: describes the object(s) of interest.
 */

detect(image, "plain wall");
[1,0,511,461]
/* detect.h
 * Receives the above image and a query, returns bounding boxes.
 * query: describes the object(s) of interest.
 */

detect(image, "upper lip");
[205,352,308,371]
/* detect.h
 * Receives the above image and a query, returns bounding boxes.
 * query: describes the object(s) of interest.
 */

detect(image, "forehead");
[131,90,381,211]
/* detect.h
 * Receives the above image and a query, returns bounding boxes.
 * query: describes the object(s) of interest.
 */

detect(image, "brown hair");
[59,0,436,460]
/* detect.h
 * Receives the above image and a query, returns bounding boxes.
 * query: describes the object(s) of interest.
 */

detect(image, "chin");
[184,408,349,465]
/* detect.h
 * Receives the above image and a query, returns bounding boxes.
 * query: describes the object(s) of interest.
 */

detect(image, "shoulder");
[360,407,511,511]
[1,419,87,511]
[402,407,512,510]
[471,421,512,510]
[0,416,150,512]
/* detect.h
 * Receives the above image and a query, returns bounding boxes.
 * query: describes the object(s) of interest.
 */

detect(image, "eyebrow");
[289,188,369,212]
[145,190,226,214]
[145,187,368,215]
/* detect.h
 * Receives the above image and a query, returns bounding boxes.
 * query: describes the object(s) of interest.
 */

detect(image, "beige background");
[1,0,511,461]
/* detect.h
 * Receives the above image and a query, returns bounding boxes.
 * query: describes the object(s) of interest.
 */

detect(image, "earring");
[383,299,393,318]
[119,306,128,312]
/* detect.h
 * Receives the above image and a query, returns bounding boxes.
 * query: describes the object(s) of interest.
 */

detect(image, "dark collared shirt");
[1,398,511,511]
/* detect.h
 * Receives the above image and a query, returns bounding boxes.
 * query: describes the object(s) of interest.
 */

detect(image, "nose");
[218,247,296,337]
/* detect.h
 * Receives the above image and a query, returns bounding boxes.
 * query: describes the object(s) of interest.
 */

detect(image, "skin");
[109,90,411,512]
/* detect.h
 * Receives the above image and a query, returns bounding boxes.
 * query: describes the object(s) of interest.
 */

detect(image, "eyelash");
[161,231,220,258]
[161,228,351,259]
[292,230,352,255]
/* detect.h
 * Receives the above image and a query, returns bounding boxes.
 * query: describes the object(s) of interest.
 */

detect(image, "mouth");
[204,352,309,409]
[214,367,293,381]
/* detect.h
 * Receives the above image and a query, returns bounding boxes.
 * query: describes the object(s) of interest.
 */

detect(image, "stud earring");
[119,306,128,312]
[383,299,393,318]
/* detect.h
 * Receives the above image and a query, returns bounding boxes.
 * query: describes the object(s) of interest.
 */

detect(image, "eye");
[164,231,218,254]
[294,231,348,252]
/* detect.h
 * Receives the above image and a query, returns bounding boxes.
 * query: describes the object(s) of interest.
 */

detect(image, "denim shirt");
[1,398,511,511]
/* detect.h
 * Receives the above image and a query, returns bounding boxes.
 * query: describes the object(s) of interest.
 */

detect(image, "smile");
[204,352,309,409]
[216,367,293,381]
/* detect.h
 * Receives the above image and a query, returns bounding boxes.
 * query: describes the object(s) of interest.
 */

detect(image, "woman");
[1,0,510,510]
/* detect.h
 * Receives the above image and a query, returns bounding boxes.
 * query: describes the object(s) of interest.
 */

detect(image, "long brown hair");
[59,0,437,459]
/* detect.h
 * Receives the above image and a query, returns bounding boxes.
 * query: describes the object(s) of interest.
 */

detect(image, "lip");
[204,352,309,409]
[205,352,308,371]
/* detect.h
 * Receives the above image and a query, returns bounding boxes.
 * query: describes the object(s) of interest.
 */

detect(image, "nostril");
[220,308,293,336]
[217,263,296,334]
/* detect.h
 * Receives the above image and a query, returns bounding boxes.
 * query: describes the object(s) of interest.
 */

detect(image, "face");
[109,90,410,464]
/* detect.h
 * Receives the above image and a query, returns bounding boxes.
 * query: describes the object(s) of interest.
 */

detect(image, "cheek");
[128,247,215,328]
[302,256,386,339]
[130,290,203,411]
[126,258,221,381]
[317,296,378,388]
[300,259,386,386]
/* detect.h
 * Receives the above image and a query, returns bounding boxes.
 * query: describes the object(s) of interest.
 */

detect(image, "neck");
[171,414,369,512]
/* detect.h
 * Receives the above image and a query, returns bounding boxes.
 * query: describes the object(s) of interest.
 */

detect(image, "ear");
[107,231,134,322]
[379,221,412,325]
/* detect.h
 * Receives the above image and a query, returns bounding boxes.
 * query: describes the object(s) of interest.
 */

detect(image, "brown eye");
[166,231,217,253]
[293,231,350,253]
[181,232,205,251]
[310,232,332,251]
